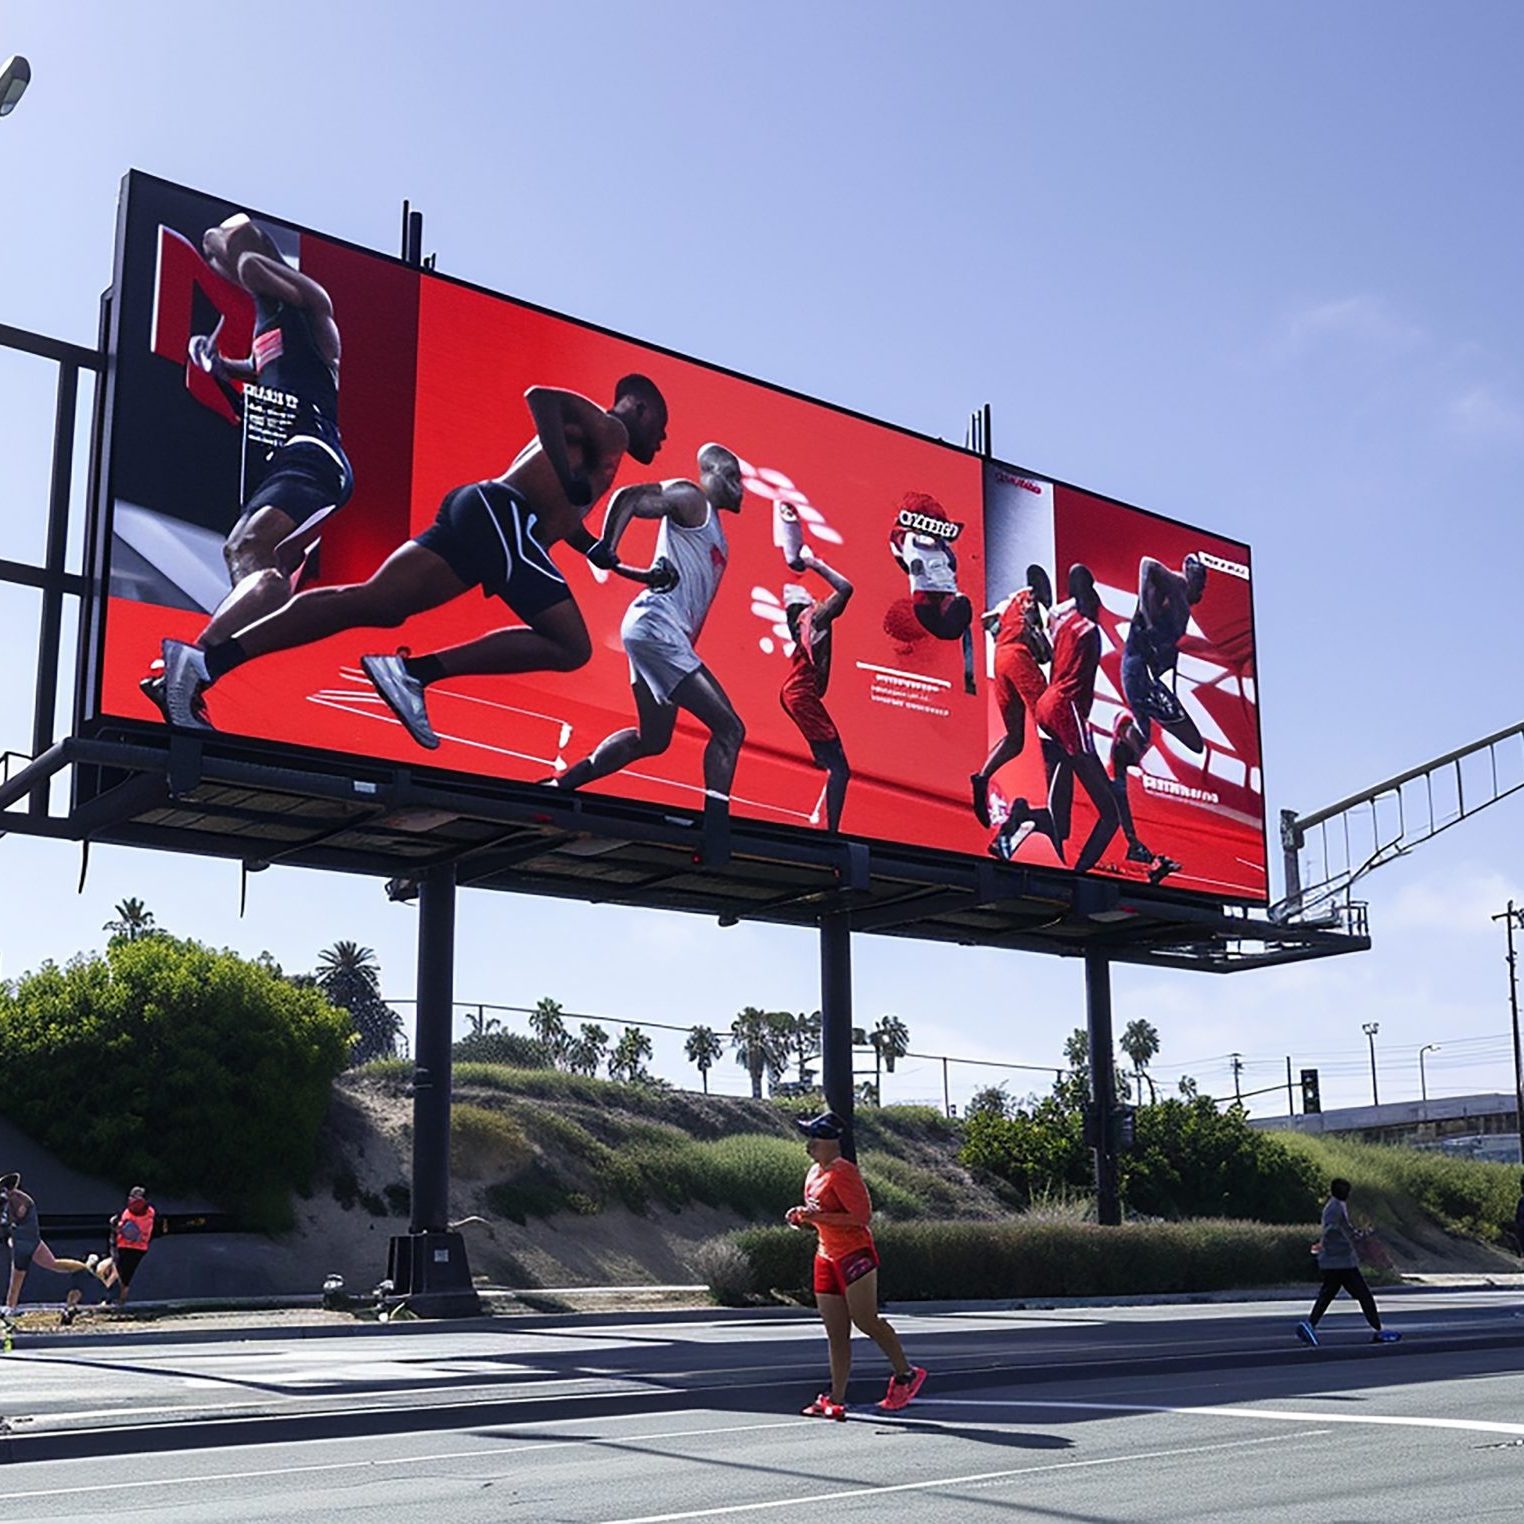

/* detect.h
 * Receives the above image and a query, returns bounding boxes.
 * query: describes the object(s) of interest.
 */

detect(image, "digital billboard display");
[90,172,1266,903]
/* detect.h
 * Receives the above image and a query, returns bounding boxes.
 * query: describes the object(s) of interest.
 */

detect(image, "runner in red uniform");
[779,551,854,832]
[994,564,1120,874]
[971,564,1052,827]
[786,1112,926,1418]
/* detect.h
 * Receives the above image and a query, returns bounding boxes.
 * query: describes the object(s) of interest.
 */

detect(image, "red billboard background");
[94,173,1265,900]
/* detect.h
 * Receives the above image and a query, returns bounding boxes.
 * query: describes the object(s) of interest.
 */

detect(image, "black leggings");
[1310,1267,1381,1330]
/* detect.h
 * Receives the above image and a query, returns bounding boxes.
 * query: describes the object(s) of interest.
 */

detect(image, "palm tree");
[608,1026,654,1083]
[685,1025,724,1093]
[789,1010,822,1086]
[464,1005,501,1039]
[730,1007,793,1099]
[316,941,380,991]
[529,996,568,1066]
[566,1023,609,1077]
[1120,1018,1161,1104]
[315,942,401,1065]
[870,1014,911,1099]
[103,897,157,942]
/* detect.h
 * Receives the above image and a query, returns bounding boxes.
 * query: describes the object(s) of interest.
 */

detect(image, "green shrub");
[1279,1133,1519,1245]
[452,1030,555,1068]
[728,1218,1318,1302]
[451,1105,534,1181]
[959,1097,1324,1224]
[0,936,352,1229]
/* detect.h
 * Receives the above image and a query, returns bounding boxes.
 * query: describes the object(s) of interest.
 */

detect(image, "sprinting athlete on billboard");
[971,563,1052,829]
[993,564,1120,875]
[143,212,350,719]
[1107,554,1209,886]
[552,444,745,851]
[779,550,854,832]
[157,376,669,744]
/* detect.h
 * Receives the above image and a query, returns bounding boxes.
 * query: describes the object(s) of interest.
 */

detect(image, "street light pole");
[1362,1022,1380,1106]
[1491,901,1524,1163]
[1419,1044,1440,1106]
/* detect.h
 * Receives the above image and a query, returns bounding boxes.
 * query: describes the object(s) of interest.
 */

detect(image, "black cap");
[795,1111,846,1141]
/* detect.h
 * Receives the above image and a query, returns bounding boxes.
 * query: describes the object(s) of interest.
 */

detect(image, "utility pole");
[1491,901,1524,1163]
[1285,1055,1295,1116]
[1362,1022,1380,1106]
[1230,1053,1244,1105]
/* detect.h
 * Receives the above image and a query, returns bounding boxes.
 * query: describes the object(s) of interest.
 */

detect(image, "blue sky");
[2,2,1522,1112]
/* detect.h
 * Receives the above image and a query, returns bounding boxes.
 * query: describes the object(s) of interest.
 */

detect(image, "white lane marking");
[597,1431,1326,1523]
[3,1373,658,1426]
[0,1415,820,1503]
[923,1396,1524,1439]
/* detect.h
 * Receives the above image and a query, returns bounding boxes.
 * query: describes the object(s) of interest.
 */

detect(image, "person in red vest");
[89,1186,156,1307]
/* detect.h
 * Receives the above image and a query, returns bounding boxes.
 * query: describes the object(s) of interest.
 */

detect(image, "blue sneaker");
[1295,1320,1319,1347]
[1372,1329,1401,1344]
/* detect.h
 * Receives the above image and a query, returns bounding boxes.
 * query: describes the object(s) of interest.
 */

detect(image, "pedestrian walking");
[1297,1178,1400,1346]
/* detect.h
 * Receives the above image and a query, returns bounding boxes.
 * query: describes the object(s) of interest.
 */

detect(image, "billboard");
[89,172,1266,903]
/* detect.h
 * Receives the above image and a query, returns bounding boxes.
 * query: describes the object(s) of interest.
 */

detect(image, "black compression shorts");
[244,429,355,544]
[415,480,572,620]
[1121,648,1187,746]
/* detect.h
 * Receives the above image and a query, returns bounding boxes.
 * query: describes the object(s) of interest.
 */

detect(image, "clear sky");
[2,1,1522,1113]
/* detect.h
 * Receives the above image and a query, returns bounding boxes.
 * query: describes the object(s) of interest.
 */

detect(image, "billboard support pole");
[820,911,856,1162]
[1085,950,1121,1226]
[388,862,480,1315]
[29,362,79,814]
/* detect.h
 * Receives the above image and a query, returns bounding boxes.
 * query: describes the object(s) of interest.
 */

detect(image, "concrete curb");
[5,1325,1524,1465]
[884,1281,1524,1314]
[10,1278,1516,1351]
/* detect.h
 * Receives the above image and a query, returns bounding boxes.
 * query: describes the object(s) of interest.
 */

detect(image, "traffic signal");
[1300,1068,1321,1114]
[1114,1105,1137,1151]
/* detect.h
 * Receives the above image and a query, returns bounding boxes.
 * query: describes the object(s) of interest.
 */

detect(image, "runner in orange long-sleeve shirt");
[786,1112,927,1418]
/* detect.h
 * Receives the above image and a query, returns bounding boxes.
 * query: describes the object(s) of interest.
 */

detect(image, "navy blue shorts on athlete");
[416,480,572,620]
[1120,648,1187,748]
[245,420,355,543]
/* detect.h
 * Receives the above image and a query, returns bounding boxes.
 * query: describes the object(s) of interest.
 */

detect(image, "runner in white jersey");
[622,491,727,699]
[553,443,747,860]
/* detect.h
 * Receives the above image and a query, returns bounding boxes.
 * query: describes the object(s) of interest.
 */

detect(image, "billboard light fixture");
[0,56,30,117]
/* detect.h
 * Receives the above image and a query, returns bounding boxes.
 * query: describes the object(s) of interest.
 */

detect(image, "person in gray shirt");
[1297,1178,1401,1346]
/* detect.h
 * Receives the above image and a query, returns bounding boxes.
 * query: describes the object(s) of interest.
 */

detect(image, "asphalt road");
[3,1294,1524,1519]
[5,1341,1524,1521]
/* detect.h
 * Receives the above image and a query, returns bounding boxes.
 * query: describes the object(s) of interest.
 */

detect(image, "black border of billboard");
[80,169,1270,909]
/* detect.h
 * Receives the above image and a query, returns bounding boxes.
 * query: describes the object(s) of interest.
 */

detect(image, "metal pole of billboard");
[1085,950,1121,1226]
[820,912,856,1162]
[387,863,480,1315]
[29,361,80,815]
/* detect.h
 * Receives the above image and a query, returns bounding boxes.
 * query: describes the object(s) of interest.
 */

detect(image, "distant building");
[1251,1092,1519,1162]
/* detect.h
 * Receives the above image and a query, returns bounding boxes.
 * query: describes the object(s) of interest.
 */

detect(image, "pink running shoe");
[802,1393,848,1421]
[879,1366,927,1411]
